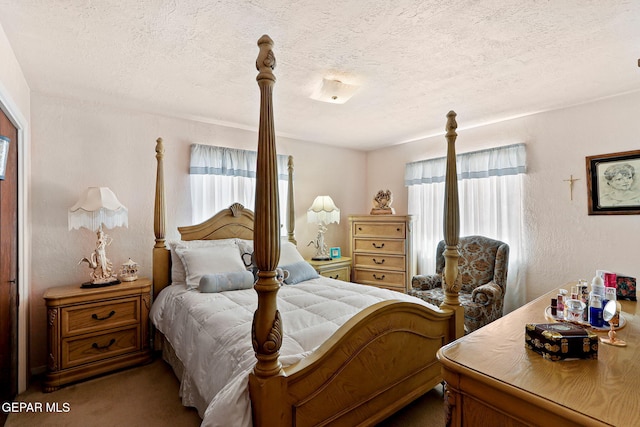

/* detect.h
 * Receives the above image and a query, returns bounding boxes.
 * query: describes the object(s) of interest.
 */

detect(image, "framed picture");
[330,247,341,259]
[586,149,640,215]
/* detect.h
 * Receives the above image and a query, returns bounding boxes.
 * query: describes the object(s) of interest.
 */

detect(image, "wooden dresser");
[307,257,352,281]
[43,278,153,392]
[438,286,640,426]
[349,215,413,292]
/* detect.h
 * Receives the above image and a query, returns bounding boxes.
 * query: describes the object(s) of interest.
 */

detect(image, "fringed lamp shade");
[69,187,128,232]
[307,196,340,225]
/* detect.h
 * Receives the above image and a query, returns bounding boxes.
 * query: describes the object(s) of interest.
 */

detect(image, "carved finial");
[256,35,276,82]
[446,111,457,136]
[155,137,164,156]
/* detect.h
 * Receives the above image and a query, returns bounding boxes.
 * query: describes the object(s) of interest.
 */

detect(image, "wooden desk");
[438,287,639,426]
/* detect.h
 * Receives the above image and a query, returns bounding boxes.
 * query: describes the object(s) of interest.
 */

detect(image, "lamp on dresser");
[69,187,128,287]
[307,195,340,261]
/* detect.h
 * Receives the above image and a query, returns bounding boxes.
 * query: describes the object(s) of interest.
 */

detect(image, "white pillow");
[279,241,306,266]
[168,238,238,284]
[235,239,305,270]
[175,243,246,289]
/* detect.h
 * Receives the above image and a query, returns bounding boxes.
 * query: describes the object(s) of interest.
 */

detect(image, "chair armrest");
[411,274,442,291]
[471,282,503,305]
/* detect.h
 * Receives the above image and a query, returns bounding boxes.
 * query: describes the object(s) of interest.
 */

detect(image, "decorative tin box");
[525,323,598,361]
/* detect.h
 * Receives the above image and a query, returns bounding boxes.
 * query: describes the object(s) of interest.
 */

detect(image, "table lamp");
[69,187,128,287]
[307,195,340,261]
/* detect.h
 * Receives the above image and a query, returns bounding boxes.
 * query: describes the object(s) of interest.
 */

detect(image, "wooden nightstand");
[307,257,352,282]
[43,278,153,392]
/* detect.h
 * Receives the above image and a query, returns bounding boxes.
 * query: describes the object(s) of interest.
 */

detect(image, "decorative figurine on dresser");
[349,214,413,292]
[370,189,395,215]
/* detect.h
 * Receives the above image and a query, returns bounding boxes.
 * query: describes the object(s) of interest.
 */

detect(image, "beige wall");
[28,92,367,371]
[367,92,640,303]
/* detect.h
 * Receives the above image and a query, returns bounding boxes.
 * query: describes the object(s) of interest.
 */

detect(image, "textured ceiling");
[1,0,639,150]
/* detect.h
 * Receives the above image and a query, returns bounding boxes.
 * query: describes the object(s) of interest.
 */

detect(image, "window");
[405,143,526,313]
[189,144,289,232]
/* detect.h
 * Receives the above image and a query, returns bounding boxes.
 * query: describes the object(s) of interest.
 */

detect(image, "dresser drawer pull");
[373,274,385,281]
[330,274,339,279]
[372,242,385,249]
[92,310,116,321]
[373,258,385,265]
[92,338,116,351]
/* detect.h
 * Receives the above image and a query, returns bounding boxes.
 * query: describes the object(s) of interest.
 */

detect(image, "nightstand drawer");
[352,222,406,239]
[353,254,405,271]
[353,268,406,291]
[319,266,351,281]
[62,297,140,337]
[352,238,405,255]
[62,327,140,369]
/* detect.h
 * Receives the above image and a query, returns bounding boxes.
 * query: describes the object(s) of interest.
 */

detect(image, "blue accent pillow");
[281,261,319,285]
[198,271,255,293]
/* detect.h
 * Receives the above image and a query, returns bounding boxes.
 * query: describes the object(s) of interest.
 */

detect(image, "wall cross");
[563,174,580,200]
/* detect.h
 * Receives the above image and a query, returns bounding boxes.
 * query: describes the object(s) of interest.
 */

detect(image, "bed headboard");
[151,137,296,298]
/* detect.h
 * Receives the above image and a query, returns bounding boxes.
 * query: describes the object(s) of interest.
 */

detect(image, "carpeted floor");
[4,357,444,426]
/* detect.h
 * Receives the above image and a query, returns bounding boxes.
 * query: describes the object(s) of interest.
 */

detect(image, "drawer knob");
[373,258,385,265]
[92,310,116,321]
[92,338,116,351]
[372,242,385,249]
[373,274,385,281]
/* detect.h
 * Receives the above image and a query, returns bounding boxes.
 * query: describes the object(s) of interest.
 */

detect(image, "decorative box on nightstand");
[307,257,352,282]
[43,278,153,392]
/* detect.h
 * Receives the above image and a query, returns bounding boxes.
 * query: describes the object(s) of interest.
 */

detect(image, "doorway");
[0,106,19,411]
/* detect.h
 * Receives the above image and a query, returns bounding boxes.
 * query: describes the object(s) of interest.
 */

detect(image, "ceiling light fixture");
[310,78,360,104]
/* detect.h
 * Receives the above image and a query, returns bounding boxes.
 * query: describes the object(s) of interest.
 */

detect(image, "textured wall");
[367,91,640,304]
[28,92,366,371]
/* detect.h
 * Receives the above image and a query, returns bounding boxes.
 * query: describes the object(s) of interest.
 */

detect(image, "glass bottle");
[589,294,604,328]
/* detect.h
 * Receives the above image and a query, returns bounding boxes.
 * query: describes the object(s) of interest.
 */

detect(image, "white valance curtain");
[189,144,289,226]
[405,143,527,313]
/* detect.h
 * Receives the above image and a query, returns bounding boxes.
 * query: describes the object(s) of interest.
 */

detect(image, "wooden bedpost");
[440,111,465,338]
[287,155,296,245]
[153,137,170,297]
[250,33,288,427]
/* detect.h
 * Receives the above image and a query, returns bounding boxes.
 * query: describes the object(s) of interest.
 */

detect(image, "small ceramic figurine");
[79,229,117,284]
[275,267,289,286]
[370,189,395,215]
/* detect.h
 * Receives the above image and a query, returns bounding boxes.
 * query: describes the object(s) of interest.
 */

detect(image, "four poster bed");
[149,35,464,426]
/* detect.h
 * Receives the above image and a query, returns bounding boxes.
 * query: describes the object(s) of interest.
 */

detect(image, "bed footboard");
[249,301,454,426]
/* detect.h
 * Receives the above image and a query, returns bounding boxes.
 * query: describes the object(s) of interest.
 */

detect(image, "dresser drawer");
[353,268,406,291]
[319,266,351,281]
[352,238,405,255]
[61,297,140,337]
[61,327,140,369]
[352,222,406,239]
[353,254,405,271]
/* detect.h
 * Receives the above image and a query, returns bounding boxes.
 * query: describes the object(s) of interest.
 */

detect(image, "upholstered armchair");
[408,235,509,333]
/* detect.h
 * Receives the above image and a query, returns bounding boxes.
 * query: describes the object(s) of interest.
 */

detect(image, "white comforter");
[150,277,438,427]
